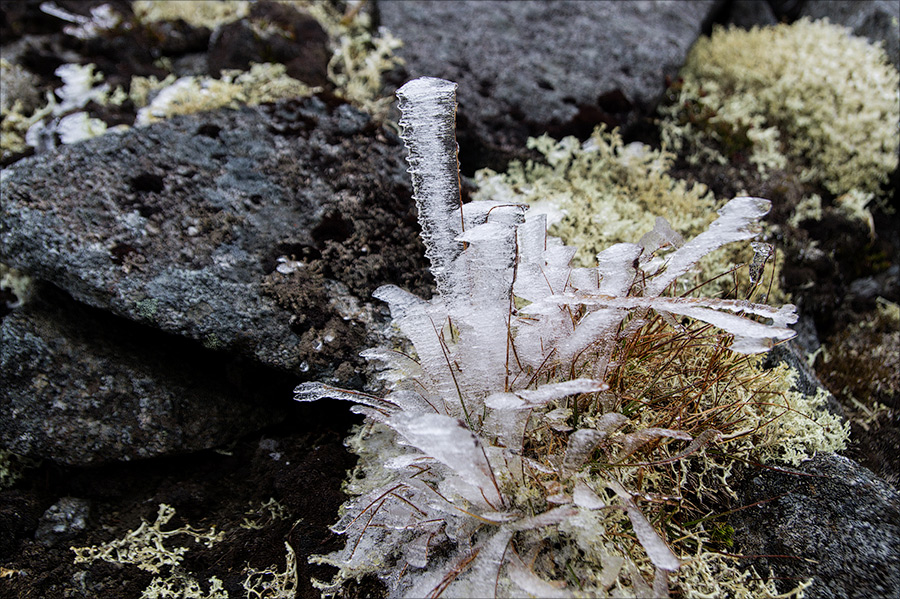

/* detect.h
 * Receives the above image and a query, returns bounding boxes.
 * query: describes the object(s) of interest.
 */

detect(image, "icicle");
[396,77,465,300]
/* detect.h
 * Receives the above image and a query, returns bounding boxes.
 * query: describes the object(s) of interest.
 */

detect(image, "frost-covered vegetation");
[659,18,900,198]
[296,78,847,597]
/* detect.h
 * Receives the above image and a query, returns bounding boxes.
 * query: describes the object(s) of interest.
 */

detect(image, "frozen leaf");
[639,216,685,257]
[516,379,607,407]
[598,556,624,591]
[293,382,396,413]
[511,506,579,531]
[653,567,671,598]
[608,480,681,571]
[507,551,573,598]
[614,427,692,463]
[627,429,723,466]
[596,243,641,296]
[564,414,628,470]
[545,294,797,355]
[572,480,606,510]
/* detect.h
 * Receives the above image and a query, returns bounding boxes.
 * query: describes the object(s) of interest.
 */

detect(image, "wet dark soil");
[1,400,360,599]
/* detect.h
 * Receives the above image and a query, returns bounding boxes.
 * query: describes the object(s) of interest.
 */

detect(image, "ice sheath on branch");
[294,77,802,598]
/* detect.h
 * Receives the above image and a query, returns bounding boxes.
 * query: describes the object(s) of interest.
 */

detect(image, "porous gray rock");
[0,289,289,465]
[0,97,432,464]
[729,453,900,599]
[378,0,722,170]
[801,0,900,71]
[0,97,430,381]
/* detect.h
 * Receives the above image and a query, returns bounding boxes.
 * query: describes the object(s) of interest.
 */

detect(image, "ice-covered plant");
[296,78,843,597]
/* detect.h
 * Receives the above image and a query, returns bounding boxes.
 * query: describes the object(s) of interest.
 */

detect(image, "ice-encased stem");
[396,77,465,299]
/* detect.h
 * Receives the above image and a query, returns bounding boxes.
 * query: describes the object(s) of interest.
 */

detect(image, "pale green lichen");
[71,504,224,574]
[324,17,404,118]
[660,18,900,197]
[0,263,33,308]
[1,59,52,161]
[818,298,900,421]
[132,0,250,29]
[473,126,787,301]
[0,59,42,114]
[132,0,403,119]
[833,189,876,237]
[474,127,718,267]
[240,497,290,530]
[242,541,299,599]
[141,573,229,599]
[135,63,320,126]
[0,449,37,489]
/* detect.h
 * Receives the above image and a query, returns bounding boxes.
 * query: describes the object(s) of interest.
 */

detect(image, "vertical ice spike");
[396,77,465,300]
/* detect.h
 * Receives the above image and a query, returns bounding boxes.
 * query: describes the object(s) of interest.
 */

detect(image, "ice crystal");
[296,78,818,598]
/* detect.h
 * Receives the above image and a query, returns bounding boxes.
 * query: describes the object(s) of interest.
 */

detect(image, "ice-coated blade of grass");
[643,196,771,297]
[389,412,503,507]
[608,480,681,572]
[396,77,465,301]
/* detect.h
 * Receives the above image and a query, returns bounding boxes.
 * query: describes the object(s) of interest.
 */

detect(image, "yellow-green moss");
[660,18,900,197]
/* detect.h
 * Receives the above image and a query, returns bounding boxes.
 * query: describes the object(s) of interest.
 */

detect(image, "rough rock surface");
[729,453,900,599]
[0,288,291,465]
[378,0,722,171]
[0,97,431,381]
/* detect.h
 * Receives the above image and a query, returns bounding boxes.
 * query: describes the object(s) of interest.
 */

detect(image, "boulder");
[729,453,900,599]
[378,0,722,170]
[0,97,432,464]
[0,288,292,465]
[0,97,430,380]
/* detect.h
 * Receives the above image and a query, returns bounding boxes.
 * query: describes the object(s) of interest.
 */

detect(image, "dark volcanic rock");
[0,97,431,382]
[208,1,331,86]
[0,289,290,465]
[729,453,900,599]
[378,0,721,171]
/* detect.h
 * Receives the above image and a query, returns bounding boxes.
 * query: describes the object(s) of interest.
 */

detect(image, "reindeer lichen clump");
[296,78,847,597]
